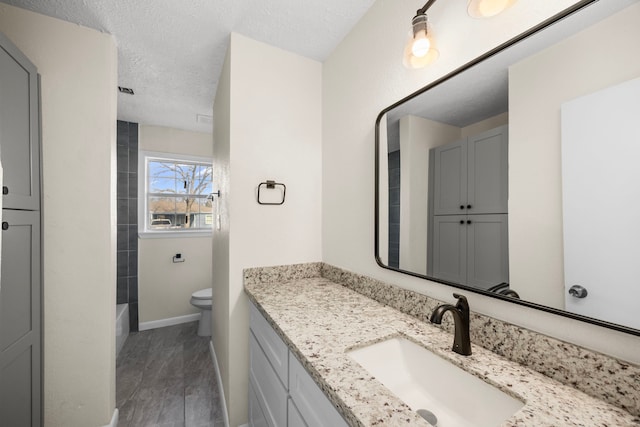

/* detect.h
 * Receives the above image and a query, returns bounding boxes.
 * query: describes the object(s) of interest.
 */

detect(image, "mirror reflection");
[376,0,640,333]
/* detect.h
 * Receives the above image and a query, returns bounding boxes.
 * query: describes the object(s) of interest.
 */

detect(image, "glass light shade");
[403,36,439,69]
[467,0,517,18]
[411,29,431,57]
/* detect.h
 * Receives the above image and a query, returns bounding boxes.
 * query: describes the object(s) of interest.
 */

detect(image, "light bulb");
[411,29,431,58]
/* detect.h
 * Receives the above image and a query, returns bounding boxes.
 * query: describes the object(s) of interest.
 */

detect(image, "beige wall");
[322,0,640,364]
[0,4,117,426]
[399,115,459,274]
[212,33,322,426]
[509,3,640,308]
[212,43,232,422]
[137,125,213,324]
[461,112,508,138]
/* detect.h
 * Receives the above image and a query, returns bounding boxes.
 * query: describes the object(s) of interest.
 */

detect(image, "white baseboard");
[102,408,118,427]
[138,313,200,331]
[210,340,230,427]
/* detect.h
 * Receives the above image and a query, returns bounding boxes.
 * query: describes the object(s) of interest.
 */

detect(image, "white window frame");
[138,151,213,238]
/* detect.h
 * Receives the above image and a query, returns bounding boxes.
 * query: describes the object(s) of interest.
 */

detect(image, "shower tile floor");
[116,322,225,427]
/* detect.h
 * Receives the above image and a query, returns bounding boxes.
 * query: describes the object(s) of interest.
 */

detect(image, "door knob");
[2,186,7,195]
[568,285,588,298]
[2,222,8,230]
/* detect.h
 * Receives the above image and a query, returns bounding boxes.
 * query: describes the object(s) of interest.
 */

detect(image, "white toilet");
[190,288,212,336]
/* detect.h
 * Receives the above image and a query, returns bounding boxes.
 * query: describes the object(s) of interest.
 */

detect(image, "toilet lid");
[192,288,212,300]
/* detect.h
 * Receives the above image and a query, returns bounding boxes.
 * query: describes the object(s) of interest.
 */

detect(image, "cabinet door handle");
[467,220,472,224]
[459,220,464,224]
[460,205,464,210]
[467,204,472,209]
[2,222,8,230]
[2,186,7,195]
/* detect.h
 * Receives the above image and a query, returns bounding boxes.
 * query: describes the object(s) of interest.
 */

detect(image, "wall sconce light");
[403,0,518,69]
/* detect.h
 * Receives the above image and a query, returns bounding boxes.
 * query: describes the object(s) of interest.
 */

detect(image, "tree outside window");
[145,157,213,231]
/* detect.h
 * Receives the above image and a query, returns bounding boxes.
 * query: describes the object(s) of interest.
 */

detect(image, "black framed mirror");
[375,0,640,336]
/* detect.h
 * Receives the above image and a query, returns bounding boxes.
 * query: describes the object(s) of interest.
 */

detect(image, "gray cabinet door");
[0,32,40,211]
[433,139,466,215]
[0,210,41,427]
[432,215,467,284]
[467,125,508,214]
[466,214,509,290]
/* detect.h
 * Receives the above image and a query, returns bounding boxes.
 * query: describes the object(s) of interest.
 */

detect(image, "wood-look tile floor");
[116,322,225,427]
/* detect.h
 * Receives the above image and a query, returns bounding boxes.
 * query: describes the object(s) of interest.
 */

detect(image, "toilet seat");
[191,288,212,300]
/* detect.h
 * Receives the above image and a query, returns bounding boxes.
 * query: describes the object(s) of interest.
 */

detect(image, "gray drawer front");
[249,333,287,427]
[287,398,308,427]
[289,354,348,427]
[250,303,289,386]
[249,380,269,427]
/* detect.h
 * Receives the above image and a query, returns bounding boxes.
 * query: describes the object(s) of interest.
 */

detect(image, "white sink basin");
[348,337,524,427]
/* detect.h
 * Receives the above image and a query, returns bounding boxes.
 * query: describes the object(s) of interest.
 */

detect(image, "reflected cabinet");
[429,125,508,289]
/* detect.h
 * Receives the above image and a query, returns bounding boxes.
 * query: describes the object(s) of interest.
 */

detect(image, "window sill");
[138,230,213,239]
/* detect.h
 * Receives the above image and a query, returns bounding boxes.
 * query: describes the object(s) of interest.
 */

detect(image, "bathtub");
[116,303,129,357]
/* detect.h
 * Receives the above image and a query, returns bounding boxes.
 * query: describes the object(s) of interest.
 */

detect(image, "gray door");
[0,210,41,426]
[433,139,466,215]
[467,126,508,215]
[0,32,40,211]
[466,214,509,290]
[432,215,467,284]
[0,31,42,427]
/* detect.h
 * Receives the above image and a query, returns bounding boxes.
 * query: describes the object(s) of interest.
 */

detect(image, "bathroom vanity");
[244,264,639,427]
[249,302,349,427]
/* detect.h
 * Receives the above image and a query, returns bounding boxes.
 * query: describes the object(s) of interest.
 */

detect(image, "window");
[139,152,213,235]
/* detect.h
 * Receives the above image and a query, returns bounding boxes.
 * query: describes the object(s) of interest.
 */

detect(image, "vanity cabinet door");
[432,215,468,284]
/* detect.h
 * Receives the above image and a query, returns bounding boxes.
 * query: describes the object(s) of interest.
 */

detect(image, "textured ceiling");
[0,0,375,133]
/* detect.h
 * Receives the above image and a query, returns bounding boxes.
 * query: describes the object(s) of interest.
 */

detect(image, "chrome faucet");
[430,293,472,356]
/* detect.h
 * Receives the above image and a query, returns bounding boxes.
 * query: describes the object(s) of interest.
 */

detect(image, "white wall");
[0,4,117,426]
[137,125,213,323]
[509,3,640,308]
[212,33,322,426]
[322,0,640,364]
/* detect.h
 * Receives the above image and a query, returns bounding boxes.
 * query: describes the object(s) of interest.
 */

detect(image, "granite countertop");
[245,277,640,427]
